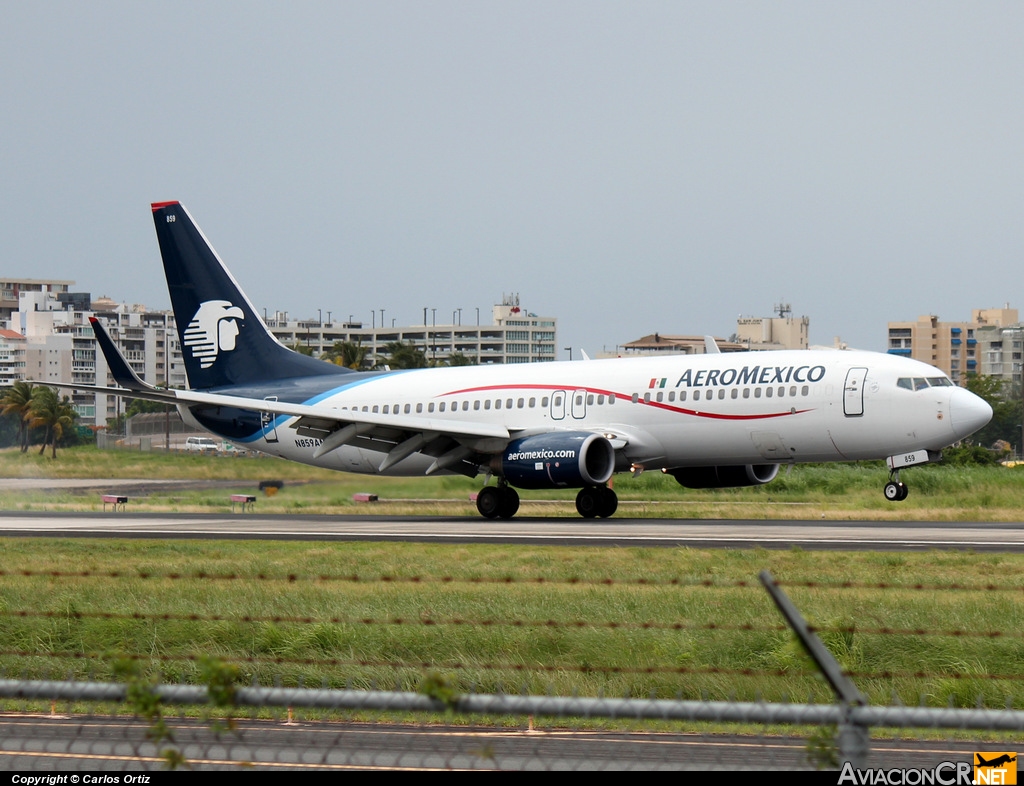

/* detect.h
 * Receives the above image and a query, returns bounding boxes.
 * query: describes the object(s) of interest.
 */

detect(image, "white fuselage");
[200,349,989,477]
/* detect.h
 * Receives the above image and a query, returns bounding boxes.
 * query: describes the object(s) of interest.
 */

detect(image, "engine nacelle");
[668,464,780,489]
[498,432,616,489]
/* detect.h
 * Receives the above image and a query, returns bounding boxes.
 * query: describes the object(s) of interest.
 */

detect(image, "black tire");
[476,487,501,519]
[497,487,520,519]
[598,487,618,518]
[576,487,600,518]
[884,482,904,502]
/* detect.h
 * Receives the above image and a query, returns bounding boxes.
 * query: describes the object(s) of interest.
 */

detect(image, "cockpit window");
[897,376,954,390]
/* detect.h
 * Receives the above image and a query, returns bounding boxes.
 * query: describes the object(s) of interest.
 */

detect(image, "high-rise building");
[886,307,1018,384]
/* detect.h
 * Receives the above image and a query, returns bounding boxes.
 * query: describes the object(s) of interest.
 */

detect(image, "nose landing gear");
[883,449,939,502]
[884,470,909,502]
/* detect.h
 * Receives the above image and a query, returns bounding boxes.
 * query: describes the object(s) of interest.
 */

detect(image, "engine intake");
[668,464,780,489]
[499,432,615,489]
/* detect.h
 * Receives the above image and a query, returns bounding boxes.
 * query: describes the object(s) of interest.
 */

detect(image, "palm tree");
[379,341,428,369]
[28,386,78,458]
[0,380,34,452]
[323,340,368,370]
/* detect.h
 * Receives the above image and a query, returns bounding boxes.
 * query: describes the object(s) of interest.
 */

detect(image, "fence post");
[759,570,869,769]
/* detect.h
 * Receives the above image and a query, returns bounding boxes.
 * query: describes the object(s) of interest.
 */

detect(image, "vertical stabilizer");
[151,201,342,389]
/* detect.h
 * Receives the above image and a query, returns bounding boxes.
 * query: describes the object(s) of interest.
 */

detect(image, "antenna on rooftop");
[774,301,792,318]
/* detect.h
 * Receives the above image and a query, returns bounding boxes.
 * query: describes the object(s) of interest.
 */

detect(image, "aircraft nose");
[949,387,992,440]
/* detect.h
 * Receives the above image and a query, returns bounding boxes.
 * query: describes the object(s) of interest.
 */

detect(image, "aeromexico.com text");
[675,365,827,388]
[507,449,577,462]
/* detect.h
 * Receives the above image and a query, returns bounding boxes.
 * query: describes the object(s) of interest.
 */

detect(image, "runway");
[0,510,1022,551]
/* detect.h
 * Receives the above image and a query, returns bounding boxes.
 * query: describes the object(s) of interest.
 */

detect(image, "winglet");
[89,317,156,392]
[704,335,721,354]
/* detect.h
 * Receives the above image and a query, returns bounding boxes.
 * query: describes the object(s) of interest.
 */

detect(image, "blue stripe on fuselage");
[192,369,420,443]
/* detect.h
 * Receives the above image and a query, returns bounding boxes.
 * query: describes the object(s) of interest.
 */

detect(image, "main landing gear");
[884,470,909,502]
[575,485,618,519]
[476,482,520,520]
[475,483,619,519]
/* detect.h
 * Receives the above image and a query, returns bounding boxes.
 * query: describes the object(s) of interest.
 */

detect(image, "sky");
[2,2,1022,358]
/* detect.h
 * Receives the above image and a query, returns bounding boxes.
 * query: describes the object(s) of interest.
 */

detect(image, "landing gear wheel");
[576,487,600,518]
[476,486,501,519]
[884,481,908,502]
[496,486,520,519]
[576,486,618,519]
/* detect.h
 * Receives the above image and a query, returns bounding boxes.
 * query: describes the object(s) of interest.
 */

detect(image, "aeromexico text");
[674,364,827,388]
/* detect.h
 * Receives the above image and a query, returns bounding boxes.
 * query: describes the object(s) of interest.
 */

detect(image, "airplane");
[976,754,1016,768]
[47,201,993,519]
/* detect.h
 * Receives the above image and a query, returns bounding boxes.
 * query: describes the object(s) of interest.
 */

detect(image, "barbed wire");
[0,648,817,678]
[3,648,1022,684]
[2,568,1022,592]
[2,608,1021,640]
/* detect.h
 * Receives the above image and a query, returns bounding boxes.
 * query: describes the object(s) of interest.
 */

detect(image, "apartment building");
[886,307,1018,384]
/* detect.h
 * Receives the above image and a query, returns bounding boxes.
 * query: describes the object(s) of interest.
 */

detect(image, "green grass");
[0,539,1022,713]
[3,445,1024,519]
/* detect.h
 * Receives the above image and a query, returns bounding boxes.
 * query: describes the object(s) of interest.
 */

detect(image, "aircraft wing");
[39,318,510,475]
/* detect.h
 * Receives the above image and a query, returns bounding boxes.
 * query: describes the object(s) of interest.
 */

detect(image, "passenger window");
[495,399,501,410]
[802,386,809,396]
[789,386,796,397]
[679,391,687,401]
[372,405,379,413]
[754,388,762,398]
[597,395,605,405]
[693,390,701,401]
[718,389,725,400]
[542,397,549,406]
[731,389,738,399]
[587,395,594,405]
[404,404,411,414]
[668,391,675,402]
[462,401,469,411]
[507,398,513,409]
[529,397,536,407]
[473,400,480,411]
[416,403,423,413]
[742,389,750,399]
[631,393,638,404]
[484,400,491,410]
[609,394,615,404]
[778,387,784,397]
[643,392,650,403]
[656,392,663,402]
[439,402,446,412]
[766,387,773,398]
[518,398,525,408]
[383,405,389,414]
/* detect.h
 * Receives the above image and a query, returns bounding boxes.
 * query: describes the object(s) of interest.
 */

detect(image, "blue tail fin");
[151,201,343,389]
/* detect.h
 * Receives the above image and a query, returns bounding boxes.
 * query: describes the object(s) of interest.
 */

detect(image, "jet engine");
[497,432,616,489]
[668,464,780,489]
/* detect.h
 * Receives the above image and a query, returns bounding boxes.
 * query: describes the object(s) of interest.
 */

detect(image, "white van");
[185,436,218,453]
